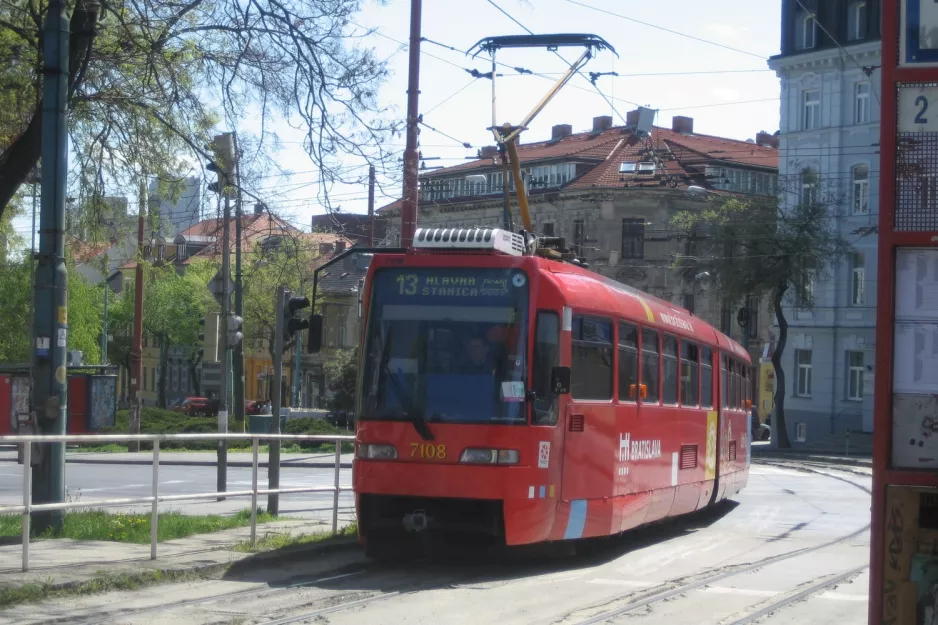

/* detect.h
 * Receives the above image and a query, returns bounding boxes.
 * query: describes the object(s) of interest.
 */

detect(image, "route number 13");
[899,87,938,132]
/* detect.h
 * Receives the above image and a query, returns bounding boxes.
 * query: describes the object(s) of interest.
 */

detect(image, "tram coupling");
[403,509,430,533]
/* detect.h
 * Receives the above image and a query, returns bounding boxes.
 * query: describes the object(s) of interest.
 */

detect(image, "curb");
[0,457,353,469]
[1,536,360,594]
[752,451,872,468]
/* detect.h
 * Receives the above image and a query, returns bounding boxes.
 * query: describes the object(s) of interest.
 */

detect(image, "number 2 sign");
[899,86,938,133]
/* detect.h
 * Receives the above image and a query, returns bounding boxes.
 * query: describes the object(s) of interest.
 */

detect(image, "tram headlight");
[357,443,398,460]
[459,448,520,465]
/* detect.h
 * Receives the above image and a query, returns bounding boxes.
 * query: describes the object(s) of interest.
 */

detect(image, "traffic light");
[227,314,243,346]
[206,133,235,196]
[281,294,310,351]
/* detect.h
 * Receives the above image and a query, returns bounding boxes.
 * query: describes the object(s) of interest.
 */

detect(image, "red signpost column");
[872,2,938,623]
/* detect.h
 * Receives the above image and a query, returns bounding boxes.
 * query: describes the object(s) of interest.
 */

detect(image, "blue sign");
[902,0,938,65]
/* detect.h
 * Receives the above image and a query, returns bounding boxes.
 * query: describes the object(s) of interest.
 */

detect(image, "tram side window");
[680,341,699,407]
[721,355,728,409]
[532,311,560,425]
[663,335,679,405]
[571,315,613,400]
[701,348,713,408]
[641,329,660,403]
[618,323,639,402]
[733,360,741,409]
[728,360,737,409]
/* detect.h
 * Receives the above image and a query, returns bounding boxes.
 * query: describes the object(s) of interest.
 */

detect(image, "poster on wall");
[894,323,938,395]
[901,0,938,66]
[88,375,116,430]
[897,249,938,322]
[894,395,938,469]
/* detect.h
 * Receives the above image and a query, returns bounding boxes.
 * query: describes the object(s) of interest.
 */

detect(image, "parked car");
[245,400,271,415]
[178,397,219,417]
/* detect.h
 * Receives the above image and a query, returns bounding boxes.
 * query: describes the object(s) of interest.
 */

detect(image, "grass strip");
[232,523,358,553]
[0,508,275,543]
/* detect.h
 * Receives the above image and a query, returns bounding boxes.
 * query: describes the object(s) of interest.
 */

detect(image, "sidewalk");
[0,514,357,593]
[751,441,872,468]
[0,449,354,468]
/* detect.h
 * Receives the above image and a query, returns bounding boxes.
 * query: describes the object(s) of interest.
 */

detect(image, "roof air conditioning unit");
[413,228,525,256]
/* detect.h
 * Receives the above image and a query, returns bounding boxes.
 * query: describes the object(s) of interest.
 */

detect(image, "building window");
[803,90,820,130]
[542,222,555,237]
[143,366,147,391]
[720,304,732,336]
[795,9,817,50]
[573,219,585,257]
[847,351,865,401]
[855,82,871,124]
[848,1,867,41]
[641,329,659,404]
[662,335,679,405]
[852,165,869,213]
[618,323,639,402]
[851,252,865,305]
[795,270,815,308]
[683,293,696,314]
[571,316,613,400]
[621,218,645,259]
[795,349,812,397]
[802,168,819,205]
[795,422,807,442]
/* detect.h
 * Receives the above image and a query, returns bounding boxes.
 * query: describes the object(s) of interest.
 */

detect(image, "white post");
[150,440,160,560]
[251,437,258,546]
[22,443,31,573]
[332,440,341,534]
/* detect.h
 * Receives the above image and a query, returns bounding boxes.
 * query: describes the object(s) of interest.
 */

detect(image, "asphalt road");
[0,462,354,519]
[6,461,874,625]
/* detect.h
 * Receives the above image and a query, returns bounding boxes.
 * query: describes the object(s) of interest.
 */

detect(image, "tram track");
[30,462,871,625]
[560,463,871,625]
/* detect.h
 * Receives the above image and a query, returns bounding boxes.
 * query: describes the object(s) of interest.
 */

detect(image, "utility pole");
[367,165,376,247]
[233,133,245,429]
[268,287,287,515]
[269,289,309,515]
[30,0,75,533]
[100,284,108,364]
[292,319,302,408]
[128,180,146,454]
[400,0,423,247]
[207,132,236,498]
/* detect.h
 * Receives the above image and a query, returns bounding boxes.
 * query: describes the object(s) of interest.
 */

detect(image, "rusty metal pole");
[399,0,422,248]
[128,180,146,453]
[367,165,375,246]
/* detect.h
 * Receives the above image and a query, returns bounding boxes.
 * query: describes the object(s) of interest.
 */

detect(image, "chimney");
[319,242,334,256]
[336,240,346,253]
[592,115,613,132]
[479,145,499,159]
[551,124,573,140]
[755,131,779,148]
[626,109,640,129]
[253,202,265,216]
[671,116,694,134]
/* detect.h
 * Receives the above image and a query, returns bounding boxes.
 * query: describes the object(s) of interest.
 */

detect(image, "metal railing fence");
[0,432,355,572]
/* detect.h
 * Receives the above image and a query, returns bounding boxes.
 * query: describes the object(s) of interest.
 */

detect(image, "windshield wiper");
[373,325,433,441]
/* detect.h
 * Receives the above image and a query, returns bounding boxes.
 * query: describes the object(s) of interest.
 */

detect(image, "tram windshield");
[361,266,529,425]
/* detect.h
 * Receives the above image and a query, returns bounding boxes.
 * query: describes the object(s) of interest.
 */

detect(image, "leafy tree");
[672,194,853,448]
[108,258,215,407]
[325,348,356,412]
[0,0,398,222]
[242,236,321,363]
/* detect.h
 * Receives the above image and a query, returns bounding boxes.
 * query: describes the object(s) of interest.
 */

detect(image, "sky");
[12,0,783,241]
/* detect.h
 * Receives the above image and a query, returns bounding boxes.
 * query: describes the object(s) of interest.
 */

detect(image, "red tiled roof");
[69,237,113,264]
[377,124,777,212]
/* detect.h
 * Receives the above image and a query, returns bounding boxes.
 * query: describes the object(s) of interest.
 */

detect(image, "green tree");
[0,0,399,222]
[672,194,853,448]
[325,348,356,412]
[108,258,215,407]
[242,236,321,362]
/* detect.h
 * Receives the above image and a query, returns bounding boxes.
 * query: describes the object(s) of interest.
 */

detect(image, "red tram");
[352,227,752,553]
